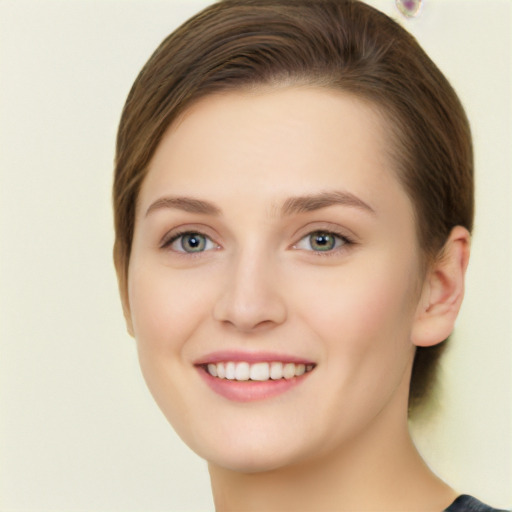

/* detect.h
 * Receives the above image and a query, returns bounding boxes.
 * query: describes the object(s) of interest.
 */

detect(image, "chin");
[204,444,308,474]
[178,417,317,474]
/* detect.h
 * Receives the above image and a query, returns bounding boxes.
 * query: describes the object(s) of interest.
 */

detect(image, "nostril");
[217,317,282,334]
[212,286,287,331]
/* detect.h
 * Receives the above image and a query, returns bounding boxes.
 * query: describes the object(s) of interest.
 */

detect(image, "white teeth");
[235,361,250,381]
[250,362,270,381]
[283,363,295,380]
[225,361,236,380]
[205,361,314,381]
[270,361,283,380]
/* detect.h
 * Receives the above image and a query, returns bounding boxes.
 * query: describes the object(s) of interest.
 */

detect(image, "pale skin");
[122,87,470,511]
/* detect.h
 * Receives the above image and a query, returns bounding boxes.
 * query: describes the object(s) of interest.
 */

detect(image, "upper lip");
[193,350,316,366]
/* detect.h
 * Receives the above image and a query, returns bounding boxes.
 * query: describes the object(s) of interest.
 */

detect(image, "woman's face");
[127,87,424,472]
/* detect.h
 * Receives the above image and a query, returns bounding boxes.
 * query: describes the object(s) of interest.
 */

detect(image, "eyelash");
[160,230,220,254]
[292,230,354,256]
[160,229,354,257]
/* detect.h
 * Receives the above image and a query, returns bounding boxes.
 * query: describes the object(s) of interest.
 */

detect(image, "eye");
[165,232,218,253]
[294,231,348,253]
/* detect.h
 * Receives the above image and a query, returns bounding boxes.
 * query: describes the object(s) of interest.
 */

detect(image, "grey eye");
[170,232,216,253]
[295,231,345,252]
[309,232,337,251]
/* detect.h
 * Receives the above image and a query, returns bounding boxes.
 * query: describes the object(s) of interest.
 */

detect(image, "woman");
[112,1,507,510]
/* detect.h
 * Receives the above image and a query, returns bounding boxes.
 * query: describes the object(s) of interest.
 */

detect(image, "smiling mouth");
[201,361,316,382]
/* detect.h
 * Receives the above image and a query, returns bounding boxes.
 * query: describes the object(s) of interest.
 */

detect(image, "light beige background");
[0,1,510,510]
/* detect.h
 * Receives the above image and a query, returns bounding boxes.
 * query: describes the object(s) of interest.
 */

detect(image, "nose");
[213,248,287,333]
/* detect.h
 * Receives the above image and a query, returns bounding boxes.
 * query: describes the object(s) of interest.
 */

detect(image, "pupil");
[311,232,335,251]
[183,233,204,251]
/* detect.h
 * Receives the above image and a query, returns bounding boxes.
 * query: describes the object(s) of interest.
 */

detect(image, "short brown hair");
[113,0,474,414]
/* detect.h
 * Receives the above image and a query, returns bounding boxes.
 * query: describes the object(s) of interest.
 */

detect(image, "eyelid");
[290,222,357,244]
[170,233,218,253]
[159,225,221,251]
[293,230,352,252]
[293,231,345,250]
[158,223,357,256]
[289,223,358,258]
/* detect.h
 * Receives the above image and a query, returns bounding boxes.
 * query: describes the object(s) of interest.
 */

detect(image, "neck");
[208,397,456,512]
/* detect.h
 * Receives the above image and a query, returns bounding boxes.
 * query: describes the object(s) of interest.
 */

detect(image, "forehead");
[138,86,410,221]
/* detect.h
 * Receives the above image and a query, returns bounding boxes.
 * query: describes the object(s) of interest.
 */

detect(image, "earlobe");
[411,226,471,348]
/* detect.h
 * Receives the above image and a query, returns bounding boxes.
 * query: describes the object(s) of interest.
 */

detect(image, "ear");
[411,226,471,347]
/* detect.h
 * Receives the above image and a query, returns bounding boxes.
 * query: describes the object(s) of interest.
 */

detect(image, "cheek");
[294,260,419,438]
[292,254,420,401]
[128,262,212,352]
[126,262,214,434]
[296,258,417,345]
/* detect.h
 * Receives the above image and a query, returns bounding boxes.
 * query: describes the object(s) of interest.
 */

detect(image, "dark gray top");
[445,495,510,512]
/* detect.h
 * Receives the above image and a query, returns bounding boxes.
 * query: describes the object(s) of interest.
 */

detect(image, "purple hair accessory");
[396,0,423,18]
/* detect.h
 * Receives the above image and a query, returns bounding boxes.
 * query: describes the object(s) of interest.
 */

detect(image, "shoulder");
[444,495,511,512]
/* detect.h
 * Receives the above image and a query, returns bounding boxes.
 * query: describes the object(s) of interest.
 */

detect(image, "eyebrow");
[145,196,221,217]
[145,190,375,218]
[281,190,375,216]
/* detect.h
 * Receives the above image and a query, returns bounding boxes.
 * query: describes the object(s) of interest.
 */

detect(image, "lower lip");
[197,367,312,402]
